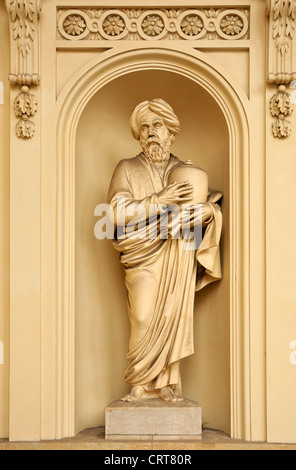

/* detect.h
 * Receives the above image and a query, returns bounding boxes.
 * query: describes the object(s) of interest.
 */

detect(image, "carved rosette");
[5,0,41,139]
[267,1,296,138]
[57,8,249,42]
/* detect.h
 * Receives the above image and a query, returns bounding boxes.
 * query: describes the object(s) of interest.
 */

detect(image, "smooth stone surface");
[105,398,202,440]
[1,428,296,450]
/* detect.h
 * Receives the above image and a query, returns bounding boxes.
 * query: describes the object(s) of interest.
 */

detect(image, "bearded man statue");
[108,99,223,403]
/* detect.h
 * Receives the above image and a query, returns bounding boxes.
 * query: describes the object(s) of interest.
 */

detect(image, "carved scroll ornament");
[5,0,41,139]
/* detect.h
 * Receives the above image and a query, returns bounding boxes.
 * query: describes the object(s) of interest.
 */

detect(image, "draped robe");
[108,154,222,392]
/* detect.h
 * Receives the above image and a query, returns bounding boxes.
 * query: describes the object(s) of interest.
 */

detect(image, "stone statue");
[108,99,223,403]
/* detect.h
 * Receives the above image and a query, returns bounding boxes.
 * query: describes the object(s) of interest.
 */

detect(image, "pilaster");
[5,0,42,441]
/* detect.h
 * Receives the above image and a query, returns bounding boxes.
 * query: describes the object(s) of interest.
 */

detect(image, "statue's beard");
[141,137,172,163]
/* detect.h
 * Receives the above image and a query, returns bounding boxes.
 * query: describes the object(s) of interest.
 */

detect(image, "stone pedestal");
[105,398,202,441]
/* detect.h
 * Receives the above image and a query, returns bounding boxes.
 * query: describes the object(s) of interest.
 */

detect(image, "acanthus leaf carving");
[14,88,38,118]
[6,0,41,140]
[269,84,294,139]
[272,116,292,138]
[16,117,35,140]
[270,88,294,116]
[267,1,296,138]
[267,0,296,84]
[272,0,296,55]
[6,0,41,59]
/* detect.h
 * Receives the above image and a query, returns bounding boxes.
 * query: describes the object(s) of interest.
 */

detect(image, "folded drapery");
[108,155,222,390]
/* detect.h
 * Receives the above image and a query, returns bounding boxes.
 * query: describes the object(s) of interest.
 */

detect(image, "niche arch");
[56,47,250,440]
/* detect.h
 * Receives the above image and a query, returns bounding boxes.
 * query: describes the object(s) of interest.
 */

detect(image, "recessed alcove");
[75,69,230,436]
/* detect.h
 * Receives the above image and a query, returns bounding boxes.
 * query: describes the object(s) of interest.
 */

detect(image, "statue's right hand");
[158,182,193,206]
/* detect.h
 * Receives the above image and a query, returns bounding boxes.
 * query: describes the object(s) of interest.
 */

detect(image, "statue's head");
[130,99,180,163]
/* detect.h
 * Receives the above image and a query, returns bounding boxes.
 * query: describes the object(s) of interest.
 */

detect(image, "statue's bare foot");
[160,387,183,403]
[121,386,145,402]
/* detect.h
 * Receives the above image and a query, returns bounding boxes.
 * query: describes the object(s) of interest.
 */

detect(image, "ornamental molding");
[5,0,41,139]
[6,0,41,80]
[57,8,250,42]
[267,0,296,84]
[267,1,296,138]
[270,85,294,138]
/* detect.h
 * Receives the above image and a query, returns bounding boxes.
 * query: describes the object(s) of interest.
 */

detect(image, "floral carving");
[270,89,294,117]
[221,15,244,36]
[12,85,38,139]
[204,9,222,19]
[14,88,38,117]
[270,85,294,139]
[57,8,249,42]
[103,15,125,36]
[123,9,144,20]
[16,117,35,139]
[6,0,41,57]
[165,9,183,19]
[272,117,292,138]
[63,15,86,36]
[272,0,296,56]
[6,1,40,139]
[181,16,203,36]
[142,15,165,37]
[267,1,296,85]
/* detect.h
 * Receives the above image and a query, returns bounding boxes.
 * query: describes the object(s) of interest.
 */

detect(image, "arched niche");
[75,70,230,435]
[56,48,250,440]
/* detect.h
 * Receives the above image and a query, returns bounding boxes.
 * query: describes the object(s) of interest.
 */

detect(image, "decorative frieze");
[5,0,41,139]
[57,8,250,42]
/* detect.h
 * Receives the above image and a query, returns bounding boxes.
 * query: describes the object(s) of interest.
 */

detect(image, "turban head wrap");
[130,99,180,140]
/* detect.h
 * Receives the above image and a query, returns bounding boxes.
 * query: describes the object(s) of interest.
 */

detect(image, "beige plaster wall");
[266,106,296,444]
[0,3,10,439]
[75,70,230,435]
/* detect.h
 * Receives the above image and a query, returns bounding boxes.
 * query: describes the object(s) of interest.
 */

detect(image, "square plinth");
[105,398,202,441]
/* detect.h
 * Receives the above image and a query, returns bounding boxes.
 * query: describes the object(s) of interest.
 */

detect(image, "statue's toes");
[120,395,131,402]
[126,396,136,402]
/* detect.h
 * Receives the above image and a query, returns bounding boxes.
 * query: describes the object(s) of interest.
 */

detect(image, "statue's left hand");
[201,202,214,217]
[199,202,215,226]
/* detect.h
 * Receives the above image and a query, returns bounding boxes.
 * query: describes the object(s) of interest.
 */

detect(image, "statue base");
[105,398,202,441]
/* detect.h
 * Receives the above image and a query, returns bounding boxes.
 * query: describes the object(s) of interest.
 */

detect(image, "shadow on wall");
[75,70,230,435]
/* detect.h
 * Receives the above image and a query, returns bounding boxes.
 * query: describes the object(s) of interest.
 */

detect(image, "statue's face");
[139,111,171,149]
